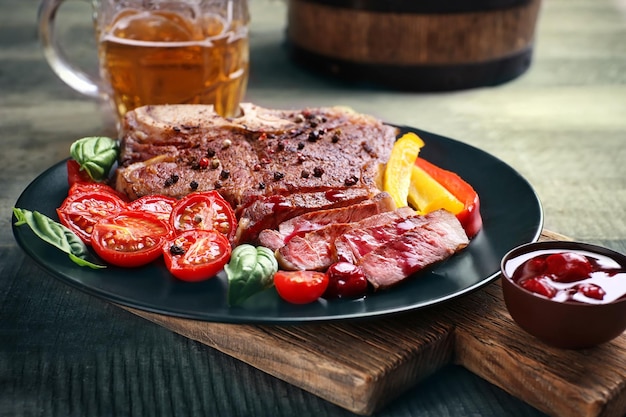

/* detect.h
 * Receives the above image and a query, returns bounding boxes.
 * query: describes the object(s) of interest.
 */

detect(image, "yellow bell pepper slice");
[408,164,464,215]
[383,132,425,208]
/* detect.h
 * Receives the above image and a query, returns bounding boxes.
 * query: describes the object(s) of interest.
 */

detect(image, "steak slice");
[257,192,395,251]
[334,208,429,264]
[114,103,397,208]
[358,210,469,290]
[234,187,374,245]
[276,207,417,271]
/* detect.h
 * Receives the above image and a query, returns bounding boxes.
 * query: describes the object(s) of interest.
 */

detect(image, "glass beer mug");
[38,0,250,120]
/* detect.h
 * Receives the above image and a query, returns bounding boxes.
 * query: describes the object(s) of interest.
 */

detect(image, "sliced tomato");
[169,191,237,241]
[91,211,172,267]
[274,270,329,304]
[163,230,232,282]
[66,159,92,187]
[57,190,127,243]
[69,181,129,202]
[128,194,177,222]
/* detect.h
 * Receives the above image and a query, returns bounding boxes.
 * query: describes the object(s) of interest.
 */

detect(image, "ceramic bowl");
[501,240,626,349]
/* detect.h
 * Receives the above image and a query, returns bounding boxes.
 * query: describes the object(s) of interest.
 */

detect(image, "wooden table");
[1,0,625,416]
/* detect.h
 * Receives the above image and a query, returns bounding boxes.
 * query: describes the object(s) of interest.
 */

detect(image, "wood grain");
[287,0,541,64]
[122,230,626,416]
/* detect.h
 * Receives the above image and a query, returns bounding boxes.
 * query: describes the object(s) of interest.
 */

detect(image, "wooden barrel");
[286,0,542,90]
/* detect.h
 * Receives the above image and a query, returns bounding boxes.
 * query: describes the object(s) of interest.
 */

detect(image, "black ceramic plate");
[12,126,543,323]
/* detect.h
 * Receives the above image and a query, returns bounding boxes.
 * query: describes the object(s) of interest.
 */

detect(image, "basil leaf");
[69,136,118,182]
[226,244,278,306]
[13,208,105,269]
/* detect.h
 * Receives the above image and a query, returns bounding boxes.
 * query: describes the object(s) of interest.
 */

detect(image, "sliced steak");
[257,192,395,251]
[276,207,417,271]
[115,103,397,209]
[359,210,469,290]
[334,207,428,264]
[234,187,374,244]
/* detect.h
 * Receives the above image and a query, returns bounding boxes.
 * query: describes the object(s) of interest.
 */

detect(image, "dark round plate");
[12,126,543,323]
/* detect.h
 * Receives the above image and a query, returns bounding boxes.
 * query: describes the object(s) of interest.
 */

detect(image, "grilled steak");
[115,103,397,211]
[275,207,416,271]
[359,209,469,289]
[257,192,395,251]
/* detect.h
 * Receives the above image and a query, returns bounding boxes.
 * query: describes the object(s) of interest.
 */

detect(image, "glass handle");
[38,0,102,98]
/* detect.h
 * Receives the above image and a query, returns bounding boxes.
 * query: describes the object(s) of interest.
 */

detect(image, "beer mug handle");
[38,0,102,99]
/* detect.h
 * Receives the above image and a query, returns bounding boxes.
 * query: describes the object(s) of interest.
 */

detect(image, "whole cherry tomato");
[91,211,172,267]
[128,194,177,222]
[163,230,232,282]
[57,189,127,243]
[169,191,237,241]
[323,262,368,299]
[274,270,329,304]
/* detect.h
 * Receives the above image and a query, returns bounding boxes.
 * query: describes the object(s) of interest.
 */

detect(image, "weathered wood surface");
[123,232,626,416]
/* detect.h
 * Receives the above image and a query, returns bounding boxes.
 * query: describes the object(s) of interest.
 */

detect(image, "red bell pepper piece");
[414,157,483,238]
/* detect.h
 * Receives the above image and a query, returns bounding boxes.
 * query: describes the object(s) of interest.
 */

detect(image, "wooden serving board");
[122,231,626,417]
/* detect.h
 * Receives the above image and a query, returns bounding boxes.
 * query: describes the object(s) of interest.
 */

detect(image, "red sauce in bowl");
[504,250,626,304]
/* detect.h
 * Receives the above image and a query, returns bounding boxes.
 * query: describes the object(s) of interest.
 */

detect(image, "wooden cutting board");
[122,230,626,417]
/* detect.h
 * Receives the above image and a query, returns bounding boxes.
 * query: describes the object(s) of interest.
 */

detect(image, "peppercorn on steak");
[114,103,470,290]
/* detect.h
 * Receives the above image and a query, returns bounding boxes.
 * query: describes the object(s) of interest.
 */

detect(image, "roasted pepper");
[383,132,425,208]
[408,165,464,216]
[226,244,278,306]
[414,157,483,238]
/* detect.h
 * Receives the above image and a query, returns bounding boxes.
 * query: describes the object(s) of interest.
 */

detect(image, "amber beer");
[98,9,248,119]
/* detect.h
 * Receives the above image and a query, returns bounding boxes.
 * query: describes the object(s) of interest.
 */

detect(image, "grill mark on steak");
[235,187,374,245]
[115,103,397,209]
[257,192,395,251]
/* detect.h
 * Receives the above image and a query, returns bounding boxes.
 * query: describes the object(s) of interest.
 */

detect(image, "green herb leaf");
[13,208,105,269]
[69,136,118,182]
[226,244,278,306]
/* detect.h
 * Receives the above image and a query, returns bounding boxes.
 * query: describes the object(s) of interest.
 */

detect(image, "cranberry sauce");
[504,249,626,304]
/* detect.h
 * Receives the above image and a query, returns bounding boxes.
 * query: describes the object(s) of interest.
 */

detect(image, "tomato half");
[169,191,237,241]
[163,230,232,282]
[91,211,172,267]
[274,270,329,304]
[57,190,127,243]
[69,181,129,202]
[128,194,177,222]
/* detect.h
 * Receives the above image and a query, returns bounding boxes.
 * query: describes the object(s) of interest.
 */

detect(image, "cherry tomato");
[69,181,129,202]
[66,159,91,186]
[274,270,329,304]
[163,230,232,282]
[324,262,368,299]
[128,194,177,222]
[91,211,172,267]
[169,191,237,241]
[57,190,127,243]
[545,252,593,283]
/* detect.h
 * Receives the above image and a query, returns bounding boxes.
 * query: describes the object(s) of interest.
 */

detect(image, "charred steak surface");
[115,103,397,211]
